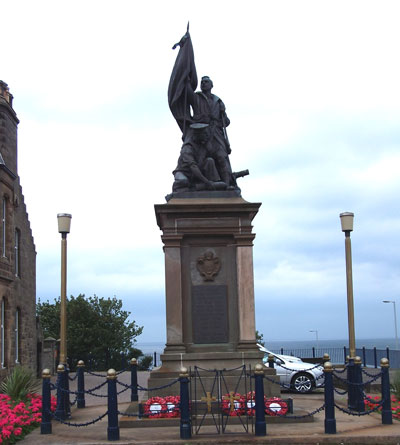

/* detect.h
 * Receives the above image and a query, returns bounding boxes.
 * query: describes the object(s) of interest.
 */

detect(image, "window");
[1,298,5,368]
[14,229,20,277]
[15,308,20,363]
[2,198,6,257]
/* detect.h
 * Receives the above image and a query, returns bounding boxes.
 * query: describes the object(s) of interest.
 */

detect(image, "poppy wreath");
[143,397,167,418]
[265,397,288,416]
[221,393,245,416]
[164,395,181,418]
[245,391,267,416]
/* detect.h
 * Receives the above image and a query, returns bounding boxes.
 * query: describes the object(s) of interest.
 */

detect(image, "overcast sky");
[1,0,400,346]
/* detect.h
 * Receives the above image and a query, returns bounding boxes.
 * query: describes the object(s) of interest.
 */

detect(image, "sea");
[136,338,398,356]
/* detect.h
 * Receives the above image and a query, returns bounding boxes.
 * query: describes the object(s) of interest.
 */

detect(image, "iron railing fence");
[266,347,400,368]
[150,347,400,369]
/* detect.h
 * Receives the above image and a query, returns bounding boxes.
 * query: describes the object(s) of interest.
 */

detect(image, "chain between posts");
[277,362,324,372]
[50,410,108,426]
[273,404,326,419]
[334,400,385,416]
[137,378,180,391]
[40,356,393,438]
[85,370,109,378]
[333,365,348,374]
[333,387,348,395]
[332,372,381,386]
[361,368,381,378]
[53,380,108,396]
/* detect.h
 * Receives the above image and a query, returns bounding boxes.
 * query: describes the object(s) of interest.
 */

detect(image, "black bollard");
[55,364,66,420]
[380,358,393,425]
[324,362,336,434]
[77,360,85,408]
[40,368,52,434]
[64,364,71,418]
[254,363,266,436]
[107,369,120,441]
[354,356,365,413]
[347,358,356,410]
[268,354,274,369]
[130,358,138,402]
[179,367,191,439]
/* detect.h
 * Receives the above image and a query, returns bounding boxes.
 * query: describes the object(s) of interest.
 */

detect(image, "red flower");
[13,427,22,436]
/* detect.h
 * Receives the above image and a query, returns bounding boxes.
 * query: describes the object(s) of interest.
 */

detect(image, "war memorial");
[11,26,398,445]
[146,28,278,398]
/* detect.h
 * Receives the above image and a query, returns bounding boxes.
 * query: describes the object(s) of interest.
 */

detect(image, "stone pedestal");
[151,195,265,372]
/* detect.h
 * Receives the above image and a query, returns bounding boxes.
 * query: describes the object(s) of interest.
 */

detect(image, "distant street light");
[57,213,72,366]
[382,300,399,351]
[309,330,319,351]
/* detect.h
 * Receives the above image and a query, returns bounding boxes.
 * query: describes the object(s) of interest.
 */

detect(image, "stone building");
[0,81,36,379]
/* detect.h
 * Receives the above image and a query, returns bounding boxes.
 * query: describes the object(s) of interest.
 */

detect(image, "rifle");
[232,169,249,179]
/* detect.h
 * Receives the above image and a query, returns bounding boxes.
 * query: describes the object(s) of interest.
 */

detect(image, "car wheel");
[291,372,314,393]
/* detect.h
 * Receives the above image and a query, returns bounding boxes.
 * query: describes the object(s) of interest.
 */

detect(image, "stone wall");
[0,81,37,381]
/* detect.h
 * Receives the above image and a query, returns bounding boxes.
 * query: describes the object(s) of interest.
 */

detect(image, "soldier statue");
[168,27,248,196]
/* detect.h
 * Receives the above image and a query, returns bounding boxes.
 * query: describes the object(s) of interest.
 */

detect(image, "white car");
[259,346,324,393]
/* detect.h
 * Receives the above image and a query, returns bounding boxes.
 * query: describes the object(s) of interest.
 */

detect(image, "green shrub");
[138,355,153,371]
[391,370,400,399]
[0,366,40,402]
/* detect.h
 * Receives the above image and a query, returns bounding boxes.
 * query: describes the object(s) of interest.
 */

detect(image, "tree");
[256,330,265,347]
[37,294,144,370]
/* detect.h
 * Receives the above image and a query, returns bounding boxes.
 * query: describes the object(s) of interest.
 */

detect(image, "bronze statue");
[172,123,227,192]
[168,27,248,197]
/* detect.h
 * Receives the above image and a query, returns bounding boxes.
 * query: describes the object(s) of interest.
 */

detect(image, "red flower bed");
[0,393,57,443]
[364,395,400,420]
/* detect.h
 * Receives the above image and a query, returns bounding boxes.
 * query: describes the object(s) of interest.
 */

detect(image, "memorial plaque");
[192,285,228,344]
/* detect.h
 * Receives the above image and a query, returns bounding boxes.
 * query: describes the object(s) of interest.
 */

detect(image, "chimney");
[0,80,13,107]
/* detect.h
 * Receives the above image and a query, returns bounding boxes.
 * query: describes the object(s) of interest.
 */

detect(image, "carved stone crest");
[196,251,221,281]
